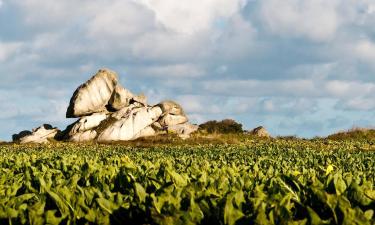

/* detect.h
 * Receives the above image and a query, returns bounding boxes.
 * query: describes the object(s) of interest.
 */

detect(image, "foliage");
[199,119,243,134]
[0,139,374,225]
[327,128,375,141]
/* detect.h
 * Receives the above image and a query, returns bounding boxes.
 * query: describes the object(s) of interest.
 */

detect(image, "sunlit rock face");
[68,113,108,135]
[108,85,147,111]
[157,100,185,116]
[16,124,60,144]
[248,126,270,138]
[69,130,98,142]
[66,69,118,118]
[167,123,199,139]
[156,100,188,127]
[14,68,198,143]
[98,107,162,142]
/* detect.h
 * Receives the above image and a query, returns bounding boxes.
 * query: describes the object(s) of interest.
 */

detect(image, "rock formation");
[66,69,118,118]
[249,126,270,138]
[58,68,197,142]
[13,69,198,143]
[12,130,32,142]
[13,124,60,144]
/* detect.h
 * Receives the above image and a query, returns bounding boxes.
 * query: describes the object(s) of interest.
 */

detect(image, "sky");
[1,0,375,140]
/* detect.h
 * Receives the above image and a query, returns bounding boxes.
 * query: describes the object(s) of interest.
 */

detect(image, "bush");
[199,119,243,134]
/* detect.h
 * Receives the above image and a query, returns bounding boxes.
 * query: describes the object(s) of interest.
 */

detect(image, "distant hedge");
[199,119,243,134]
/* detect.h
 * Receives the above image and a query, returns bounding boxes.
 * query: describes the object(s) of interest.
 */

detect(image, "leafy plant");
[0,139,374,224]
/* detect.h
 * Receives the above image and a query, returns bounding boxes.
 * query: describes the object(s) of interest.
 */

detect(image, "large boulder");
[108,85,147,111]
[157,100,185,115]
[108,85,135,110]
[167,123,198,139]
[69,130,98,142]
[68,113,107,135]
[66,69,118,118]
[249,126,270,138]
[12,130,32,142]
[158,114,188,127]
[98,106,162,142]
[58,113,108,142]
[156,100,188,127]
[132,94,147,106]
[132,126,156,139]
[111,103,142,120]
[19,124,60,144]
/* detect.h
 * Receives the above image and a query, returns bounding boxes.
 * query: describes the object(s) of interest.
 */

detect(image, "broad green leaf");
[224,193,244,225]
[134,182,147,203]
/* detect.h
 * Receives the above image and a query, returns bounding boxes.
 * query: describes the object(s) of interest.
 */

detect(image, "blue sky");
[1,0,375,140]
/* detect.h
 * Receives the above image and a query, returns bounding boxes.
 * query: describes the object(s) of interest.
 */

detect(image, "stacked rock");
[59,69,198,142]
[13,69,198,143]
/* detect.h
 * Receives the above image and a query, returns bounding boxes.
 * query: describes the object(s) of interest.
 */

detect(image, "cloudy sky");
[1,0,375,140]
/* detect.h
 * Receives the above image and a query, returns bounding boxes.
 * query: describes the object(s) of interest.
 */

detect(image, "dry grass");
[327,127,375,141]
[102,133,266,147]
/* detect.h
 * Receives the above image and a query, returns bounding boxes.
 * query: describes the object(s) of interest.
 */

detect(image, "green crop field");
[0,138,375,225]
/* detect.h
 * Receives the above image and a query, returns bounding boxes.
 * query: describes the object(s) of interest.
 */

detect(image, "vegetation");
[0,138,374,225]
[327,127,375,141]
[199,119,243,134]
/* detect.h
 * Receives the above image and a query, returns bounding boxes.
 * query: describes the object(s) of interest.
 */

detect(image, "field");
[0,137,375,225]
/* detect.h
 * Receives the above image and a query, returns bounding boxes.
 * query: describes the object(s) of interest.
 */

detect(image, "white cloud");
[201,78,375,100]
[135,63,205,78]
[15,0,85,26]
[354,39,375,63]
[87,1,155,40]
[131,31,211,61]
[260,0,340,42]
[324,80,375,98]
[262,99,275,112]
[12,0,255,62]
[202,79,318,97]
[339,98,375,111]
[0,42,22,62]
[137,0,248,34]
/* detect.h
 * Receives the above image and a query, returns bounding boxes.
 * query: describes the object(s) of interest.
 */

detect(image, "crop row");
[0,140,374,224]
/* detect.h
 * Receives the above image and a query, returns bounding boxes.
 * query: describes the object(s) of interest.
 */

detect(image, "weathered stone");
[69,130,97,142]
[157,100,185,115]
[133,126,156,139]
[68,113,107,135]
[151,121,163,131]
[19,124,60,144]
[158,114,188,127]
[111,104,142,120]
[14,68,196,143]
[66,69,118,118]
[133,94,147,105]
[168,123,198,139]
[108,85,148,111]
[108,85,134,110]
[250,126,270,138]
[98,106,162,142]
[12,130,32,142]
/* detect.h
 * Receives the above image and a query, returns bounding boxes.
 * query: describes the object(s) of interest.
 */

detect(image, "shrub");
[199,119,243,134]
